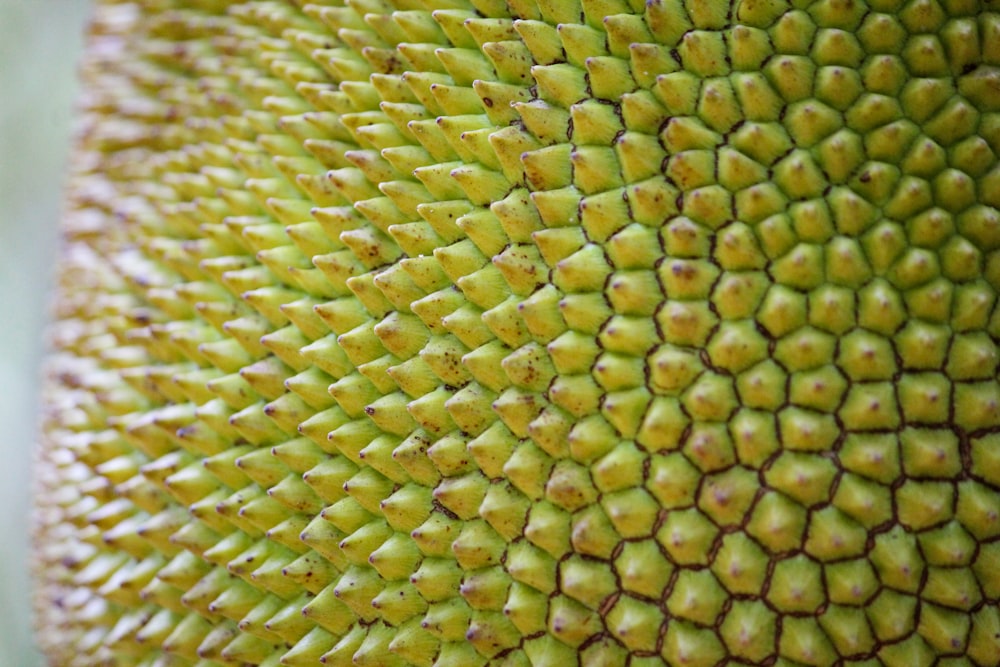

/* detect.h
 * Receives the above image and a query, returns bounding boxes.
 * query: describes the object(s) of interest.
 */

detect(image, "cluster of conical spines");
[32,0,1000,666]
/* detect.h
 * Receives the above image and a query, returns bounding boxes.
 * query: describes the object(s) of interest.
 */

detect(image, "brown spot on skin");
[671,262,697,280]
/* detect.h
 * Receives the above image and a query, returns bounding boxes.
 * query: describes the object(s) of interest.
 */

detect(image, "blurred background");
[0,1,91,663]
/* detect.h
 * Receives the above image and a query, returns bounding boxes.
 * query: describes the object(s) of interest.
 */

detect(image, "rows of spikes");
[33,0,1000,666]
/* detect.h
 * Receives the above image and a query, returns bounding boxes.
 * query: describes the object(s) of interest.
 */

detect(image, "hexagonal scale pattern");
[33,1,1000,666]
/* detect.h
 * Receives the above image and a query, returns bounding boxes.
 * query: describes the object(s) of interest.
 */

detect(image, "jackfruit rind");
[33,1,1000,666]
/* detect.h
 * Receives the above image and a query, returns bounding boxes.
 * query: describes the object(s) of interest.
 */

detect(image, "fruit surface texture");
[33,0,1000,665]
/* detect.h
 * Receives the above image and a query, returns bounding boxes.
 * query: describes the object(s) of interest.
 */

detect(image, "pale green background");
[1,1,91,664]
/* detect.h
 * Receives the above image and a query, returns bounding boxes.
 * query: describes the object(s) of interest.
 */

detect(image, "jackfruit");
[32,0,1000,666]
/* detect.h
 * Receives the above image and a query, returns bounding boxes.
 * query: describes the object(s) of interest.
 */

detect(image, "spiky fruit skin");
[33,0,1000,665]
